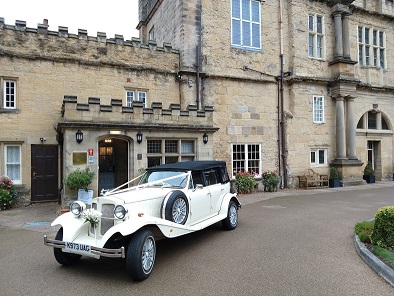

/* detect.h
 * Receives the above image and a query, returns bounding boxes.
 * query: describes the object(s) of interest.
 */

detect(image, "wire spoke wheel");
[172,197,187,224]
[222,200,238,230]
[141,237,155,273]
[127,229,156,281]
[229,203,238,227]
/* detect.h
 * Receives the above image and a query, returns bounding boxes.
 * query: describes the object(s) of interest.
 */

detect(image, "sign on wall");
[73,152,87,165]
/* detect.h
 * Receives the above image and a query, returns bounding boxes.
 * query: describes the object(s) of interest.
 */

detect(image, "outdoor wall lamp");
[76,130,83,144]
[136,131,143,144]
[203,133,208,144]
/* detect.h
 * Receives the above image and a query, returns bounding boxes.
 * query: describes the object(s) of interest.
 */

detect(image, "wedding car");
[44,161,240,281]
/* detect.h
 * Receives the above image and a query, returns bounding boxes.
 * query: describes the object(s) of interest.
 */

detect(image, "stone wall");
[60,96,216,201]
[0,19,182,196]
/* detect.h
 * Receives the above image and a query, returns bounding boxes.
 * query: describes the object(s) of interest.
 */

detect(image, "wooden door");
[31,145,58,202]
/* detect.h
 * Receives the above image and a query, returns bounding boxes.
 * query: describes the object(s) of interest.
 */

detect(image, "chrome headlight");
[69,201,86,216]
[114,205,128,220]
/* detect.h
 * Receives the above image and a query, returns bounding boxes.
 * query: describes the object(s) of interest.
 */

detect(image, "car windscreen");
[139,171,188,188]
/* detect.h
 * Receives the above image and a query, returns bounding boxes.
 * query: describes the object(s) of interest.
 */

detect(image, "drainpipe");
[279,0,287,188]
[196,44,201,110]
[196,1,202,110]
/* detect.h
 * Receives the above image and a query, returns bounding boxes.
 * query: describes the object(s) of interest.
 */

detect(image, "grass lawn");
[355,220,394,270]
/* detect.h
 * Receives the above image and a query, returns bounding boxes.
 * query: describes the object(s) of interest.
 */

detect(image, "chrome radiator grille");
[100,204,115,235]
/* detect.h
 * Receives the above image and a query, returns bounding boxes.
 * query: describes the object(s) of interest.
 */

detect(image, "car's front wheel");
[222,200,238,230]
[126,229,156,281]
[53,228,82,265]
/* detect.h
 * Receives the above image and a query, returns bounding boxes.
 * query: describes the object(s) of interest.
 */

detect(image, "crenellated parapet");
[0,17,179,73]
[60,96,216,131]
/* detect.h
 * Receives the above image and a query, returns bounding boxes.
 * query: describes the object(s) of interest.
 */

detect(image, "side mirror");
[195,184,204,190]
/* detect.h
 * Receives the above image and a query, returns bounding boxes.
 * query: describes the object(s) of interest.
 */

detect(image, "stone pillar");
[376,112,382,130]
[342,13,351,59]
[333,12,343,59]
[346,96,357,159]
[336,96,346,159]
[363,112,368,129]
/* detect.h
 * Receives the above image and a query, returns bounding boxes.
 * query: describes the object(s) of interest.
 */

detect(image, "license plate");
[64,242,92,254]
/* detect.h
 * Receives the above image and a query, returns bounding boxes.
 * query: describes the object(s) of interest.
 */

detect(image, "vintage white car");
[44,161,240,281]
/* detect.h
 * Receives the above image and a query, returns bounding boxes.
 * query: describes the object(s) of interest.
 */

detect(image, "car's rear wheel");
[163,191,189,224]
[126,229,156,281]
[53,228,82,265]
[222,200,238,230]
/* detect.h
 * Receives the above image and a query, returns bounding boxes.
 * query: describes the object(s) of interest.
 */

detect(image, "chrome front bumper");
[44,235,125,258]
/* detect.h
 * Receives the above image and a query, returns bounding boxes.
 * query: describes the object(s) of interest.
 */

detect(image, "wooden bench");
[298,169,328,189]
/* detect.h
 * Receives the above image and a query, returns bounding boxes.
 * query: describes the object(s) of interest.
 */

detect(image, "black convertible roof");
[146,160,227,172]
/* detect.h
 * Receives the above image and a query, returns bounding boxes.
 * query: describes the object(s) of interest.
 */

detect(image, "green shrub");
[329,167,339,179]
[0,176,17,209]
[65,168,94,191]
[234,171,256,194]
[363,161,374,176]
[261,170,279,192]
[355,220,375,243]
[371,206,394,250]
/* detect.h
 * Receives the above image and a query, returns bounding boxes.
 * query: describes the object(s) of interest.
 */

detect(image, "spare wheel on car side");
[162,190,189,224]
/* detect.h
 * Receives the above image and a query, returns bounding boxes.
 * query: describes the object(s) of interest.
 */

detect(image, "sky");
[1,0,140,39]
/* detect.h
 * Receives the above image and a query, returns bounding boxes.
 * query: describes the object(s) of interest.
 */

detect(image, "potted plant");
[363,162,375,184]
[234,171,256,194]
[329,167,340,188]
[261,170,279,192]
[65,168,95,204]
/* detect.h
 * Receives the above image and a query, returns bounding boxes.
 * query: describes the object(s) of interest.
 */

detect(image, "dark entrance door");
[98,138,128,193]
[31,145,58,202]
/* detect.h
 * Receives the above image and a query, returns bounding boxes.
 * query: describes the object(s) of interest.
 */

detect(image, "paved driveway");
[0,182,393,295]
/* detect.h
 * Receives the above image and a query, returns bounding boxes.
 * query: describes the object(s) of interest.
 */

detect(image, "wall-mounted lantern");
[203,133,208,144]
[136,131,143,144]
[76,130,83,144]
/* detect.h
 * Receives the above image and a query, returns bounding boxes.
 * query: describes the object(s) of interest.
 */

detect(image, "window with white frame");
[232,144,261,175]
[358,26,386,68]
[147,139,195,167]
[231,0,261,51]
[313,96,325,123]
[5,145,21,184]
[125,90,147,107]
[310,148,327,166]
[3,80,17,109]
[308,14,324,59]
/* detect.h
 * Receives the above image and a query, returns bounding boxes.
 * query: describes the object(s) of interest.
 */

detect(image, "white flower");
[81,208,102,227]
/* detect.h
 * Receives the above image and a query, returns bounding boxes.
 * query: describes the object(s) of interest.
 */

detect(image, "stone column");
[342,13,351,59]
[336,96,346,159]
[376,112,382,130]
[333,12,343,59]
[346,96,357,159]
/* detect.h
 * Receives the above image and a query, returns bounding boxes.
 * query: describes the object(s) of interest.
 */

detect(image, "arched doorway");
[356,110,393,180]
[98,138,129,193]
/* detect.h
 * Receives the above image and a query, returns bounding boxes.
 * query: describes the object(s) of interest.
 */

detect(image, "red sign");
[88,149,94,156]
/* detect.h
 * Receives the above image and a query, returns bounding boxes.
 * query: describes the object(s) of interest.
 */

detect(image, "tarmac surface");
[1,181,394,288]
[1,181,393,233]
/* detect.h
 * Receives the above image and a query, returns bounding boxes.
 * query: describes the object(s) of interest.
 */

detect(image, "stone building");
[138,0,394,186]
[0,18,216,205]
[0,0,393,205]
